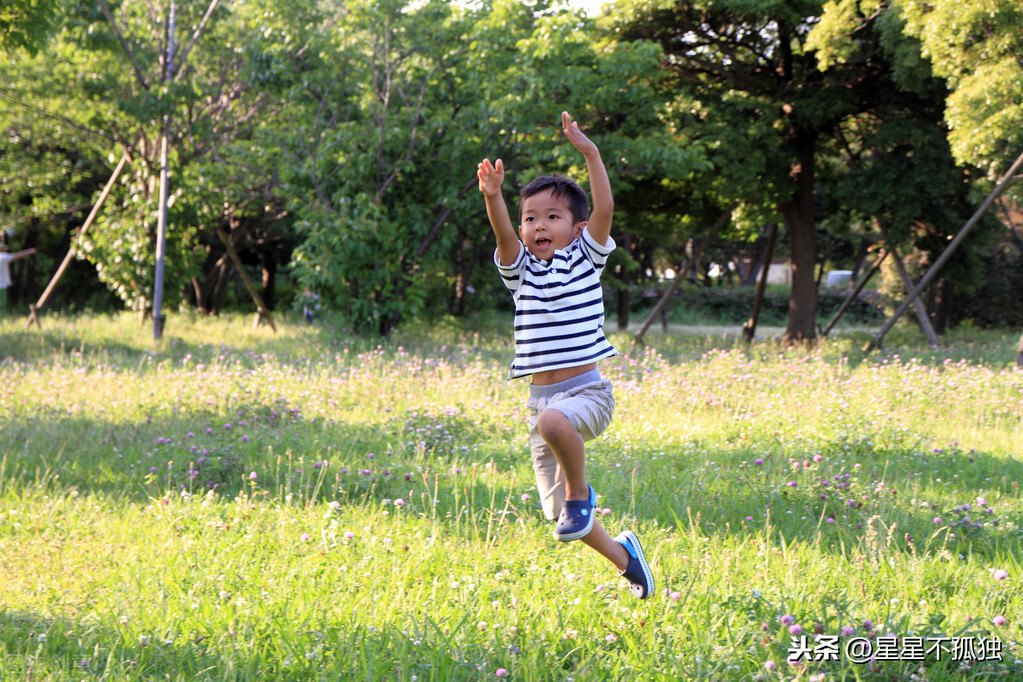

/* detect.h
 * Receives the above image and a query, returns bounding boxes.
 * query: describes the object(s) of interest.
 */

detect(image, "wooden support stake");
[633,210,730,345]
[27,153,130,329]
[215,226,276,332]
[742,222,779,343]
[867,149,1023,352]
[889,248,940,346]
[819,250,887,338]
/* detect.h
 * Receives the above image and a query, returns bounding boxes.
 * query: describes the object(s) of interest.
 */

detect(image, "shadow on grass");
[1,398,510,506]
[592,438,1023,562]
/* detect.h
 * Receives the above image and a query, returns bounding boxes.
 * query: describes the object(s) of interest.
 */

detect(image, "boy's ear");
[574,221,586,238]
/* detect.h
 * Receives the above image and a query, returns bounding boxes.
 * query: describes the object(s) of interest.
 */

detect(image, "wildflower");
[841,625,855,637]
[781,614,794,626]
[249,472,257,480]
[344,531,355,540]
[765,660,777,671]
[992,569,1009,581]
[670,591,681,601]
[789,624,803,635]
[994,616,1007,626]
[478,621,488,631]
[394,498,405,507]
[605,633,618,643]
[520,493,531,502]
[934,517,942,524]
[496,670,508,678]
[300,533,310,542]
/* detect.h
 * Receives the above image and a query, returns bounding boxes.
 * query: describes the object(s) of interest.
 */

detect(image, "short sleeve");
[494,242,526,291]
[579,227,615,270]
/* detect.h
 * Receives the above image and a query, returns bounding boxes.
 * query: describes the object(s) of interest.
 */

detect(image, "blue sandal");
[553,484,597,542]
[615,530,654,599]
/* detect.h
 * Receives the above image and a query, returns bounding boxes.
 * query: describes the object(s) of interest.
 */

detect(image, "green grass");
[1,312,1021,680]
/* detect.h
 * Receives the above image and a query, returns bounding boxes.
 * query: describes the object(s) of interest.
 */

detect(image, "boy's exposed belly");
[529,362,598,386]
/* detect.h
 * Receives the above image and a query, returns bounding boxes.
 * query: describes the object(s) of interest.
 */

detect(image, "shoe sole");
[621,530,654,599]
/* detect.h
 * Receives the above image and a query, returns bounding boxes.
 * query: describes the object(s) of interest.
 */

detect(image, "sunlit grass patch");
[0,313,1021,679]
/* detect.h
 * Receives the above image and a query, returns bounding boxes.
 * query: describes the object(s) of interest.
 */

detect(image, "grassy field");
[0,312,1021,680]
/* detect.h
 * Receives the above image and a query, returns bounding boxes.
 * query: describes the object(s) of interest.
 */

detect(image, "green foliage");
[0,0,62,55]
[894,0,1023,194]
[260,0,687,334]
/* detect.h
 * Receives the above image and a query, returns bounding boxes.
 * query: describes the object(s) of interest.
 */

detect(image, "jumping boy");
[477,111,653,599]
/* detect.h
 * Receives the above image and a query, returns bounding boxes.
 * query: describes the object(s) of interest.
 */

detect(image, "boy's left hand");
[562,111,599,158]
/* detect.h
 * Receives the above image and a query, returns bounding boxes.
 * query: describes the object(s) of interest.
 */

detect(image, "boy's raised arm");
[561,111,614,248]
[477,158,521,266]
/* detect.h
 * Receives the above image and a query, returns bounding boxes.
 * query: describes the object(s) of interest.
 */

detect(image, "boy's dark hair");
[519,175,589,224]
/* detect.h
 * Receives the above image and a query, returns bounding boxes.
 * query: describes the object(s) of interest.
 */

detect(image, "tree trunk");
[208,256,231,314]
[261,250,276,311]
[932,279,953,335]
[780,127,818,344]
[1017,329,1023,368]
[851,238,871,283]
[617,231,632,330]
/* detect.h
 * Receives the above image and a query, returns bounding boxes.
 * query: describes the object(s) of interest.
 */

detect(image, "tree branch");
[98,0,150,91]
[173,0,224,83]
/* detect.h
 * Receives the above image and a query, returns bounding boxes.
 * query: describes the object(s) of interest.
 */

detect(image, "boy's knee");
[536,408,573,442]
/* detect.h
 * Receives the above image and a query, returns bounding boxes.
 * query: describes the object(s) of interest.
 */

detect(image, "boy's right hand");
[477,158,505,196]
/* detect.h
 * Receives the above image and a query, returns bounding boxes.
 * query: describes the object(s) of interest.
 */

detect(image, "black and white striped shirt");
[495,228,619,379]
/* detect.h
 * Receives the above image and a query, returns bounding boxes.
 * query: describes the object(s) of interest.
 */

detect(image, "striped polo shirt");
[495,227,619,379]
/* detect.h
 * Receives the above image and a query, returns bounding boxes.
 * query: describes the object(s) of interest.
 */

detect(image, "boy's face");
[519,189,586,261]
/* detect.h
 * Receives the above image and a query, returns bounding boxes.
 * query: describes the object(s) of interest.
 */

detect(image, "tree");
[892,0,1023,360]
[614,0,976,343]
[814,0,1023,342]
[257,0,693,335]
[2,0,280,316]
[0,0,62,54]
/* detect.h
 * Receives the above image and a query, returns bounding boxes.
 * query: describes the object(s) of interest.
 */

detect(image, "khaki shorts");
[526,369,615,520]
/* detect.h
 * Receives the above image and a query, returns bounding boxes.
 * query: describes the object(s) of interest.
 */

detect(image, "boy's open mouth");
[536,238,551,249]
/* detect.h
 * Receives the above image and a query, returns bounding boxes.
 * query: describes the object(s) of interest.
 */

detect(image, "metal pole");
[152,1,176,341]
[866,149,1023,352]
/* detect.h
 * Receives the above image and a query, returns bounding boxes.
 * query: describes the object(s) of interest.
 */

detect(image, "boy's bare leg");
[581,520,630,571]
[537,408,630,570]
[536,409,589,500]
